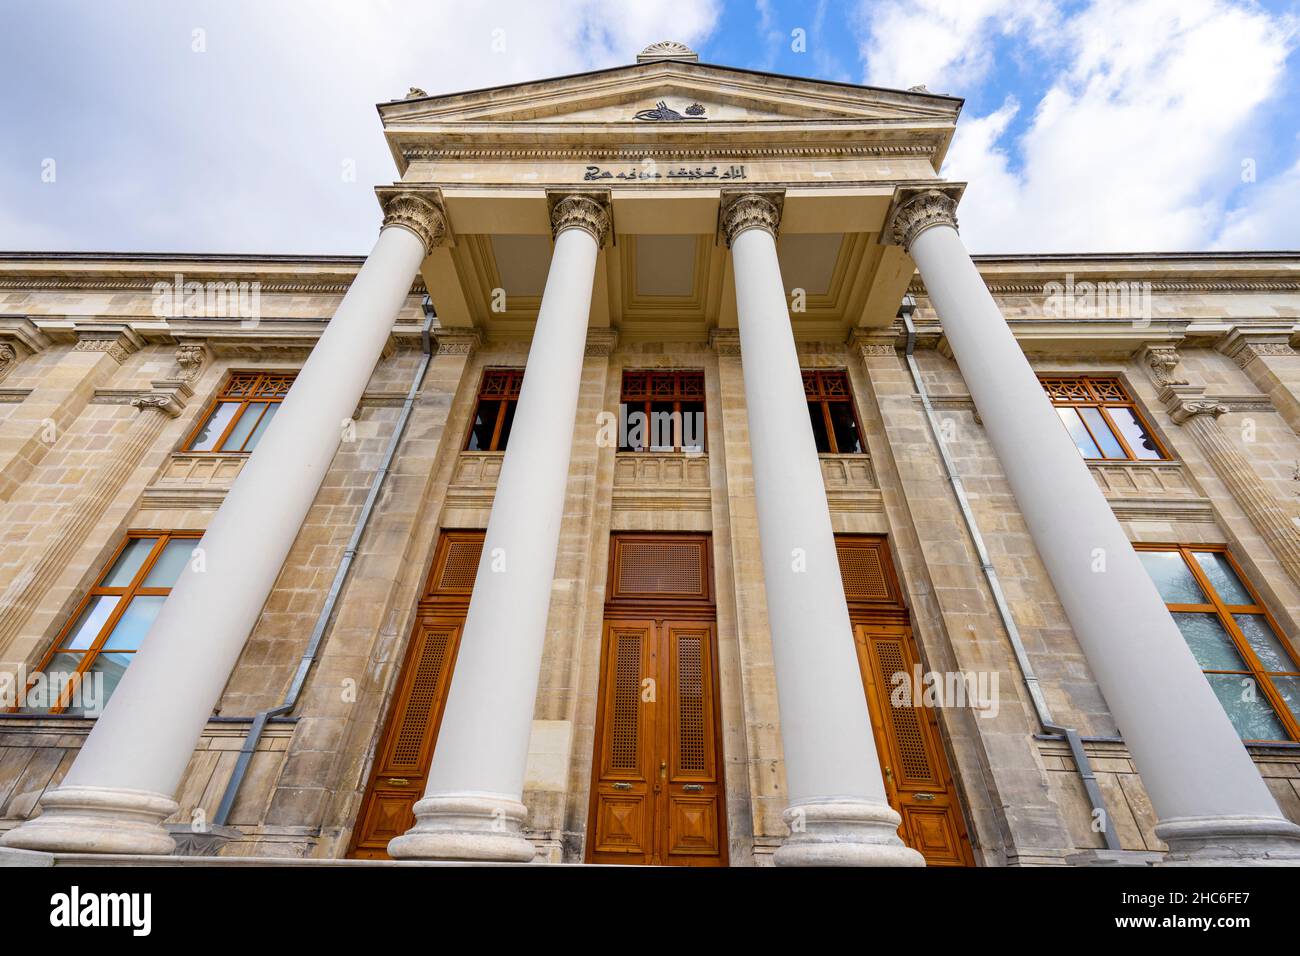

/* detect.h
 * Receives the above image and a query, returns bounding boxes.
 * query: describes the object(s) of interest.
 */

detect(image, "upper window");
[619,370,705,453]
[1042,376,1166,461]
[13,531,200,716]
[1138,544,1300,742]
[185,371,294,453]
[804,369,864,454]
[465,368,523,452]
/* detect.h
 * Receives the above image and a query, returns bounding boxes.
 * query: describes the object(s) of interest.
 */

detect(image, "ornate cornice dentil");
[549,194,612,246]
[886,188,960,250]
[719,192,782,247]
[380,190,448,255]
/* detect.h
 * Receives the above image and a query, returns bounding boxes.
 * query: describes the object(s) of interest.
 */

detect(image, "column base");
[1156,815,1300,866]
[773,799,925,867]
[0,785,178,855]
[387,793,536,862]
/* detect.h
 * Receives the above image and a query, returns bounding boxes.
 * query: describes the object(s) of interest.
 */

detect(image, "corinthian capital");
[885,186,962,251]
[377,186,449,254]
[548,192,612,246]
[720,191,783,247]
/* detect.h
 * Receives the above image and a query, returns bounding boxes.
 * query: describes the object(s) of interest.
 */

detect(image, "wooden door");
[854,622,975,866]
[587,616,726,866]
[348,531,482,859]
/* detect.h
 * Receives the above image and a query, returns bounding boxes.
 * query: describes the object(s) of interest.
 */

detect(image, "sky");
[0,0,1297,255]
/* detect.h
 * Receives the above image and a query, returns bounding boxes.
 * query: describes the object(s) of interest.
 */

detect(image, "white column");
[722,193,923,867]
[388,192,609,862]
[0,189,447,856]
[892,187,1300,864]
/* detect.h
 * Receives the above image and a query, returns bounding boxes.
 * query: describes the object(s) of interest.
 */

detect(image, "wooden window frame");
[182,370,295,454]
[802,368,865,455]
[618,369,707,454]
[1041,375,1169,461]
[10,530,202,714]
[462,368,524,452]
[1136,543,1300,742]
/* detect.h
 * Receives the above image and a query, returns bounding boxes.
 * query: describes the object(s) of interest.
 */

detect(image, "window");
[185,371,294,453]
[13,531,200,715]
[464,368,524,451]
[618,370,705,453]
[804,369,864,454]
[1138,544,1300,742]
[1042,376,1166,461]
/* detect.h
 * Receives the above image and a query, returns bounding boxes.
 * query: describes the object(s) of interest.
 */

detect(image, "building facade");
[2,42,1300,867]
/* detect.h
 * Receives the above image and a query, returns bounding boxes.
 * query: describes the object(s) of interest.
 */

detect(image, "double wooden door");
[587,616,726,866]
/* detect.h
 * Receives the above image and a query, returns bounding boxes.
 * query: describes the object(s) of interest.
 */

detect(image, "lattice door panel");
[853,622,975,867]
[609,535,710,602]
[835,536,900,605]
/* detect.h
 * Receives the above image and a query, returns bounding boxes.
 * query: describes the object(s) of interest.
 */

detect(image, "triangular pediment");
[380,60,960,128]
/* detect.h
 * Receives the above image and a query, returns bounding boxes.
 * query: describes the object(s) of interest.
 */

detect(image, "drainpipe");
[212,299,438,827]
[898,296,1121,852]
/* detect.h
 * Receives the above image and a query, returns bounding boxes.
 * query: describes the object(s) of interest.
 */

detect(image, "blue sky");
[1,0,1297,255]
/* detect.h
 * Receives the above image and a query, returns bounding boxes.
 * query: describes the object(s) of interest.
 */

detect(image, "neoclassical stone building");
[2,42,1300,867]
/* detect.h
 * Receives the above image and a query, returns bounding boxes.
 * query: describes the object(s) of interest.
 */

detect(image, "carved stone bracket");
[547,191,612,246]
[132,379,194,419]
[174,343,208,383]
[719,190,784,247]
[1144,345,1188,387]
[884,184,964,251]
[0,343,15,382]
[376,186,449,255]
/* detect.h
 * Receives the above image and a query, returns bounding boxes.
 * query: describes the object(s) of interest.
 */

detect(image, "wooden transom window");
[465,368,524,452]
[185,371,294,453]
[13,531,201,716]
[1041,376,1166,461]
[619,369,705,453]
[803,369,864,454]
[1137,544,1300,742]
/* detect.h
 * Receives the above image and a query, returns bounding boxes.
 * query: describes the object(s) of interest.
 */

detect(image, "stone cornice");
[400,143,938,163]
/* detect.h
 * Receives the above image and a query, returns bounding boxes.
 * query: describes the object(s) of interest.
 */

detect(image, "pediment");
[380,61,960,129]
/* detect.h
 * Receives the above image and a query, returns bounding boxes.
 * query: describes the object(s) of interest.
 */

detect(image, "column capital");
[131,379,194,419]
[547,190,612,246]
[1217,327,1298,370]
[719,189,784,247]
[433,329,481,356]
[884,184,964,251]
[376,185,449,255]
[1160,383,1228,425]
[848,329,900,359]
[709,328,741,356]
[585,327,619,357]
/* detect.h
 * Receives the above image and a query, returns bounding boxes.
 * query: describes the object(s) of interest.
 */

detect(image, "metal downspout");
[898,297,1121,852]
[213,300,438,828]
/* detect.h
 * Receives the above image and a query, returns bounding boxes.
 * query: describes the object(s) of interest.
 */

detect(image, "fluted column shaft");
[2,190,446,856]
[893,187,1300,864]
[389,192,609,862]
[721,192,922,867]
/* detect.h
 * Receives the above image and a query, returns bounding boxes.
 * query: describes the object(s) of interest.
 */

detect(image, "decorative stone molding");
[548,193,612,246]
[709,328,741,356]
[379,190,448,255]
[0,343,15,382]
[1234,342,1298,369]
[1217,329,1299,370]
[1144,345,1188,387]
[1166,397,1228,425]
[719,191,783,247]
[585,327,619,357]
[73,325,144,364]
[174,344,208,382]
[132,379,193,419]
[885,186,962,250]
[637,40,699,62]
[433,329,481,356]
[849,331,900,359]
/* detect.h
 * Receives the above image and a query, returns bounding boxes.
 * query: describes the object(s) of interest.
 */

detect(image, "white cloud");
[1214,156,1300,249]
[856,0,1299,252]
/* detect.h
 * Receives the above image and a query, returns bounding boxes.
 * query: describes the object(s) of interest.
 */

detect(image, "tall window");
[464,368,524,451]
[185,371,294,453]
[618,369,705,453]
[13,531,200,716]
[1138,544,1300,742]
[1042,376,1166,461]
[804,369,864,454]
